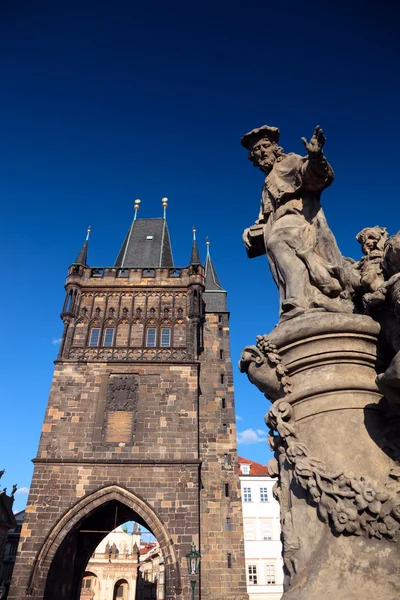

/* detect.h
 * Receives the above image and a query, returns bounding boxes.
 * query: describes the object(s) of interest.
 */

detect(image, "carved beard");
[253,152,276,173]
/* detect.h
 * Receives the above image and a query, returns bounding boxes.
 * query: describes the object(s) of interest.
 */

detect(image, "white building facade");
[238,457,283,600]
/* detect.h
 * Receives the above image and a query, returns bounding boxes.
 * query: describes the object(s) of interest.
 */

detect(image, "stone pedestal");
[240,313,400,600]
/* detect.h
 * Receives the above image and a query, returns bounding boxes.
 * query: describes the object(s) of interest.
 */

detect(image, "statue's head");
[241,125,284,173]
[383,232,400,278]
[356,226,388,256]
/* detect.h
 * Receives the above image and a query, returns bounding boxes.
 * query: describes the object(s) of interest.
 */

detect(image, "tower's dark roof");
[114,218,174,268]
[74,239,88,266]
[203,251,227,312]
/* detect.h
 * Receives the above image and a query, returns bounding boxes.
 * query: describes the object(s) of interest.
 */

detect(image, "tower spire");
[190,227,201,266]
[74,226,90,265]
[203,238,227,312]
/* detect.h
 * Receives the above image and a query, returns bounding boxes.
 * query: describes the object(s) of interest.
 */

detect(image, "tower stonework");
[9,216,248,600]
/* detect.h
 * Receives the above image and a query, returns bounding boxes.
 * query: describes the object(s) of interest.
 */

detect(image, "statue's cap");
[241,125,280,149]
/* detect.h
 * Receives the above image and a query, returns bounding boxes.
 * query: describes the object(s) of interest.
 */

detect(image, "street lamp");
[0,581,6,600]
[186,542,201,600]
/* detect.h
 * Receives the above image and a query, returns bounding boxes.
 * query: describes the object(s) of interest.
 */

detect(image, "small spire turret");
[74,226,90,266]
[190,227,201,266]
[203,238,227,312]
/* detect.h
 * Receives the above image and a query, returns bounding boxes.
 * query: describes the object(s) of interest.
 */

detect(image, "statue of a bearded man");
[242,125,353,320]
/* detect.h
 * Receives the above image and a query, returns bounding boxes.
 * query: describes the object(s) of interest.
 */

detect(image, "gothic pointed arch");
[26,485,182,598]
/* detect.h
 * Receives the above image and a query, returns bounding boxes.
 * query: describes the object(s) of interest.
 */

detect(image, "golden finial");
[192,226,196,240]
[206,237,210,256]
[133,199,141,220]
[162,197,168,218]
[86,226,91,241]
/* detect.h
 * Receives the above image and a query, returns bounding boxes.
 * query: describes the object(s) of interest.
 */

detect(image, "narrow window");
[221,397,226,409]
[218,327,223,338]
[220,349,224,360]
[262,521,273,540]
[89,328,100,347]
[224,483,229,497]
[243,487,252,502]
[218,315,222,323]
[227,553,232,569]
[103,327,114,347]
[220,374,224,384]
[225,517,231,531]
[223,423,227,434]
[248,565,258,585]
[223,453,229,466]
[260,487,269,502]
[265,564,276,585]
[245,524,255,540]
[146,328,157,347]
[161,327,171,347]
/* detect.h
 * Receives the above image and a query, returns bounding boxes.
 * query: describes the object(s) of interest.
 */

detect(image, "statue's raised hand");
[301,125,326,158]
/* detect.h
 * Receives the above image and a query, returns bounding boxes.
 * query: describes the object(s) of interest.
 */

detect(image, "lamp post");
[0,581,6,600]
[186,542,201,600]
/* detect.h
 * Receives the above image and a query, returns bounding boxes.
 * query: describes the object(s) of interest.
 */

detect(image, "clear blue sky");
[1,0,400,511]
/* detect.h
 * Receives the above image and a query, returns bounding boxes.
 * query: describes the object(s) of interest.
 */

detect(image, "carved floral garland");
[267,400,400,540]
[255,334,293,395]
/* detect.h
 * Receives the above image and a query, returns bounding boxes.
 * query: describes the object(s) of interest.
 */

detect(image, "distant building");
[238,457,283,600]
[80,525,141,600]
[137,542,164,600]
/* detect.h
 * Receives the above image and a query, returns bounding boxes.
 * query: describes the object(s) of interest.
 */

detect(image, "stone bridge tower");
[9,202,248,600]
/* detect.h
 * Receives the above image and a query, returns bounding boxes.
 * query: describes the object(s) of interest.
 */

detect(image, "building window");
[226,517,231,531]
[89,328,100,347]
[244,524,255,540]
[227,553,232,568]
[223,423,227,434]
[223,453,229,466]
[146,328,157,347]
[265,564,276,584]
[220,374,225,384]
[243,487,252,502]
[218,327,223,337]
[260,487,269,502]
[262,521,273,540]
[218,315,222,323]
[220,349,224,359]
[248,565,258,585]
[241,464,250,475]
[161,327,171,347]
[221,397,226,409]
[103,327,114,346]
[224,483,229,497]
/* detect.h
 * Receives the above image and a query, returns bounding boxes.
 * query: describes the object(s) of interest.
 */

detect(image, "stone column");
[240,313,400,600]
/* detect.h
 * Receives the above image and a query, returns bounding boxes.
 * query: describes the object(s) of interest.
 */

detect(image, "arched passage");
[26,485,181,600]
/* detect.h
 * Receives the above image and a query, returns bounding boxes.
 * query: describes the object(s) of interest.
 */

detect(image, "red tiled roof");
[237,455,269,476]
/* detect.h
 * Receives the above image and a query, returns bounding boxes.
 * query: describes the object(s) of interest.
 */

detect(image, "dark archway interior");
[44,500,154,600]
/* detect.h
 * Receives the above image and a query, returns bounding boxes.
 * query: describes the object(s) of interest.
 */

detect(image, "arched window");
[89,327,100,347]
[103,327,115,347]
[113,579,128,600]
